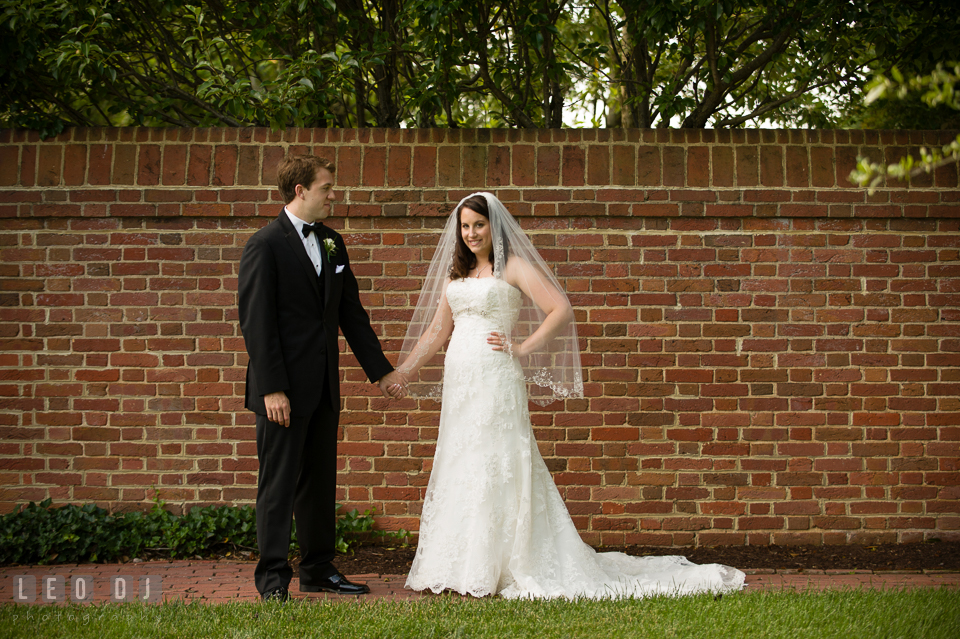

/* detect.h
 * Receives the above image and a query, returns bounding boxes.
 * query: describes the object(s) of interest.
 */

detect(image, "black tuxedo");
[238,210,392,594]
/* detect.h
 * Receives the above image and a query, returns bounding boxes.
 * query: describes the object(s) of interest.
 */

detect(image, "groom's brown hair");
[277,155,336,204]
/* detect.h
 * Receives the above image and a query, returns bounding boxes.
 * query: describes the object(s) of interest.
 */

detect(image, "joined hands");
[263,371,407,429]
[378,370,409,400]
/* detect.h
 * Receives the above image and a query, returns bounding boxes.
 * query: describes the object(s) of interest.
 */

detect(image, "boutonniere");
[322,238,337,260]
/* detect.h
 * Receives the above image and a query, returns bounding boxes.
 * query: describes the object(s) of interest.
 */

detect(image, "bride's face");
[460,207,492,259]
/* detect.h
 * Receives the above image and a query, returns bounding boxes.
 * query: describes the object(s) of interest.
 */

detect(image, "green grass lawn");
[2,589,959,638]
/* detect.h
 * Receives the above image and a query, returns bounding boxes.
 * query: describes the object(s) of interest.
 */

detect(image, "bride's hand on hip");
[488,331,522,357]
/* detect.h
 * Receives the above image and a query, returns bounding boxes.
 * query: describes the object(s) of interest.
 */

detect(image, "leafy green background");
[0,498,406,565]
[2,0,957,135]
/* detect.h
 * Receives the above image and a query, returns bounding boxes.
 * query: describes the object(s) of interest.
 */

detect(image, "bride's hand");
[488,332,522,356]
[395,369,410,399]
[379,370,408,399]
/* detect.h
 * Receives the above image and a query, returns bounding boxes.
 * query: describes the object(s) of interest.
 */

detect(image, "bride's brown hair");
[449,195,507,280]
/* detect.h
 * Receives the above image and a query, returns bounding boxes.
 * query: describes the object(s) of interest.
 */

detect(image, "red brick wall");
[1,127,958,546]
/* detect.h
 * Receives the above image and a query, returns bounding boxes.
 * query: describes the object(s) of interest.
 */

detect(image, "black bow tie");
[301,223,322,238]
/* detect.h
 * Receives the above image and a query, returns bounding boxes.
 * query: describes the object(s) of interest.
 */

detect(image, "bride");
[395,192,744,599]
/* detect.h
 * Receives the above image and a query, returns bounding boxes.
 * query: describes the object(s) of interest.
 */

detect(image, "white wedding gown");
[405,277,745,599]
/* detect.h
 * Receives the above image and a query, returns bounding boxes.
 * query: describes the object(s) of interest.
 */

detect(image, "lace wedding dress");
[405,277,746,599]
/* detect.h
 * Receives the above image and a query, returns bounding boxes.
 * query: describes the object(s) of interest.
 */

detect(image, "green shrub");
[0,498,407,565]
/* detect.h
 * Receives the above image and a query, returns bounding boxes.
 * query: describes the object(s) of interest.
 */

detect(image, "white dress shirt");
[284,208,323,276]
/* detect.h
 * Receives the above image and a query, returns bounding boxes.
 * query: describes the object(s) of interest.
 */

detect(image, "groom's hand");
[264,391,291,427]
[378,370,407,399]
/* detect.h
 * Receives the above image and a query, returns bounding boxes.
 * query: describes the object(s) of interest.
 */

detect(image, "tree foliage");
[1,0,364,136]
[849,63,960,193]
[593,0,958,129]
[2,0,957,134]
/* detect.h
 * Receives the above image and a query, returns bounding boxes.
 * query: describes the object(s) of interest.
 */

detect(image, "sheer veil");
[397,192,583,406]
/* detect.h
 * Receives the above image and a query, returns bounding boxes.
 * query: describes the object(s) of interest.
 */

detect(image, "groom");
[238,154,404,601]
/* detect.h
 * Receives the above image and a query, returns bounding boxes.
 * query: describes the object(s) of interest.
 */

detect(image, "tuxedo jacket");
[238,211,393,416]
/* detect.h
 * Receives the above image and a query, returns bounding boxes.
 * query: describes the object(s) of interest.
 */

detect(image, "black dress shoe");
[301,572,371,595]
[261,586,289,602]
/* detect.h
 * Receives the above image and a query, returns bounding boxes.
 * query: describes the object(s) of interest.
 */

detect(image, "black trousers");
[254,389,339,594]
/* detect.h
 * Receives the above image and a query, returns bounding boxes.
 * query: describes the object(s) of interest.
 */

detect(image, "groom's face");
[297,168,336,222]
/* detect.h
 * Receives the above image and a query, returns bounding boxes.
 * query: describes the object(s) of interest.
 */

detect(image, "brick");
[437,146,460,186]
[0,146,19,186]
[561,145,584,186]
[663,147,684,186]
[785,146,809,187]
[512,144,536,186]
[760,146,782,186]
[2,131,958,545]
[37,144,62,186]
[687,146,708,187]
[213,145,237,186]
[363,146,386,186]
[462,146,486,188]
[336,146,361,186]
[587,145,609,185]
[62,145,87,186]
[88,144,113,185]
[712,146,733,187]
[18,144,37,186]
[736,146,758,186]
[637,146,660,186]
[260,146,284,188]
[237,146,260,185]
[412,146,437,187]
[162,145,187,185]
[138,145,161,185]
[811,146,834,187]
[186,145,212,186]
[487,146,510,186]
[612,145,635,186]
